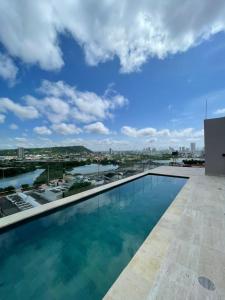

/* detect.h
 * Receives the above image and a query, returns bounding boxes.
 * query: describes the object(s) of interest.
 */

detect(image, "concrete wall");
[204,117,225,176]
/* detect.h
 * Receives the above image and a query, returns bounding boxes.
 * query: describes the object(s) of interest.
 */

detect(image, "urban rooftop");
[0,116,224,299]
[0,2,225,299]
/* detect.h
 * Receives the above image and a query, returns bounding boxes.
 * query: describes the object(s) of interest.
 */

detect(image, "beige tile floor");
[104,167,225,300]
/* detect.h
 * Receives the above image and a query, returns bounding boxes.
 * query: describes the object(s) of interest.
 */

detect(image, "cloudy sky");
[0,0,225,150]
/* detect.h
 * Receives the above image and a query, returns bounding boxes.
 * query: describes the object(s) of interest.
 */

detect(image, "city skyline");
[0,2,225,150]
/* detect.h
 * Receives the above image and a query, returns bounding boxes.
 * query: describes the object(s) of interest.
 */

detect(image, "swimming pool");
[0,175,186,300]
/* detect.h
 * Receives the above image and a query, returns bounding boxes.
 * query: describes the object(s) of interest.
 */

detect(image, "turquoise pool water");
[0,175,186,300]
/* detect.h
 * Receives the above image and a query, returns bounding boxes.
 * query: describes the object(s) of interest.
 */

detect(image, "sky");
[0,1,225,151]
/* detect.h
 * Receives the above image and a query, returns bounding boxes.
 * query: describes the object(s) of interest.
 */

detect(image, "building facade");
[190,142,196,154]
[204,117,225,176]
[17,147,25,160]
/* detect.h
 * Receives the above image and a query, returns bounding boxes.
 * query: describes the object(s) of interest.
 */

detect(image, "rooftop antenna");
[205,99,208,119]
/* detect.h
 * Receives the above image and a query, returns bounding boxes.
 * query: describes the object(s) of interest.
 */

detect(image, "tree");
[21,184,30,190]
[4,186,15,192]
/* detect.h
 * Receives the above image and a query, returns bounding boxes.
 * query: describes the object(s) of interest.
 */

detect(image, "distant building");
[151,148,157,154]
[17,147,25,159]
[143,147,151,154]
[190,142,196,154]
[109,148,112,155]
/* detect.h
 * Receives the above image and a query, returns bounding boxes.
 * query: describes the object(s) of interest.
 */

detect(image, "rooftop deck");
[0,166,224,299]
[104,166,225,299]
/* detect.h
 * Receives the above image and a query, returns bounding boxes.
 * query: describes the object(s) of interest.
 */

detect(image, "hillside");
[0,146,92,156]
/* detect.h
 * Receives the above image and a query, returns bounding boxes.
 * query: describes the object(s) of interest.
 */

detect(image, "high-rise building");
[152,148,157,154]
[190,142,196,153]
[169,146,175,152]
[17,147,25,159]
[109,148,112,155]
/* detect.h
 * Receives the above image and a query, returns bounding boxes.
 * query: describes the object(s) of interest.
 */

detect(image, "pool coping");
[103,166,225,299]
[103,168,192,299]
[0,170,189,232]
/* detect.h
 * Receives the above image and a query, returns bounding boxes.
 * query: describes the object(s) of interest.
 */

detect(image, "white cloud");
[214,107,225,114]
[9,123,18,130]
[14,136,33,147]
[0,1,225,73]
[26,95,70,123]
[192,129,204,138]
[186,137,201,142]
[15,137,27,142]
[170,128,195,138]
[84,122,110,135]
[26,80,128,124]
[121,126,204,139]
[121,126,157,137]
[34,126,52,135]
[0,1,63,71]
[51,123,82,135]
[0,81,127,132]
[0,52,18,82]
[0,113,5,123]
[145,138,158,144]
[170,138,180,143]
[0,98,39,119]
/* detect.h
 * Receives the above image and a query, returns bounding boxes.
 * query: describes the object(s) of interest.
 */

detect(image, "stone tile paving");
[104,166,225,300]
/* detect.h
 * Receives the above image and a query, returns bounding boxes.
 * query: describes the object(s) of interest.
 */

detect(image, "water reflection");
[0,175,186,300]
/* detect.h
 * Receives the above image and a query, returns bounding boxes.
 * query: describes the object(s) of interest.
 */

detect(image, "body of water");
[0,175,186,299]
[153,158,185,165]
[69,163,118,175]
[0,169,45,189]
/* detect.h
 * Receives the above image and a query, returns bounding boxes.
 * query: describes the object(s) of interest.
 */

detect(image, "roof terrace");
[104,166,225,299]
[0,165,224,299]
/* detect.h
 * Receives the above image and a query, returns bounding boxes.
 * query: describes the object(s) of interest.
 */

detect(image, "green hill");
[0,146,92,156]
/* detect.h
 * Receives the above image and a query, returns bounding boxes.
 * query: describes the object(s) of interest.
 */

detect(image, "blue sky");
[0,1,225,150]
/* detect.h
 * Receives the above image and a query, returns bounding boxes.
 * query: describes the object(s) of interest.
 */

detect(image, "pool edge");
[0,169,189,232]
[103,178,190,299]
[0,170,145,231]
[103,166,206,300]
